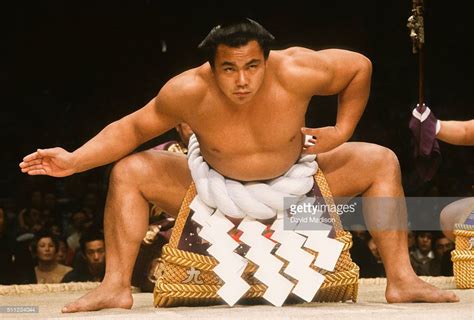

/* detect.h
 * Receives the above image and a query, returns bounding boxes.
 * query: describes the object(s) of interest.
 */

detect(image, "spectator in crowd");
[434,236,454,258]
[62,230,105,282]
[32,231,72,283]
[48,222,63,238]
[409,231,437,276]
[433,236,455,276]
[56,237,72,266]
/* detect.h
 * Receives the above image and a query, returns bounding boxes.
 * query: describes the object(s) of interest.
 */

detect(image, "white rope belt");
[187,134,318,219]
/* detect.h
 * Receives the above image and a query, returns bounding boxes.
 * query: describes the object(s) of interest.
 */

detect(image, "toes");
[449,292,460,303]
[61,306,71,313]
[61,303,78,313]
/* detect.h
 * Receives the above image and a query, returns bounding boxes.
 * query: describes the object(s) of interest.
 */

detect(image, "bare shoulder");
[155,65,210,116]
[270,47,371,96]
[275,47,370,72]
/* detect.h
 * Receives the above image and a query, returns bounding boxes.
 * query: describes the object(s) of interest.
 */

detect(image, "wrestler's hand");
[301,126,348,154]
[19,147,77,177]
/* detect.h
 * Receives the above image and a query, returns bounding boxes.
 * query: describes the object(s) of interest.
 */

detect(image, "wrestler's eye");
[223,67,235,72]
[248,64,258,69]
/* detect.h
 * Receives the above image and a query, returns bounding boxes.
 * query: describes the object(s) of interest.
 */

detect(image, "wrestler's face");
[37,237,57,262]
[213,40,266,105]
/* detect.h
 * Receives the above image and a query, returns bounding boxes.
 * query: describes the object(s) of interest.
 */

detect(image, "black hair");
[198,18,275,68]
[31,229,60,255]
[415,231,434,238]
[79,229,105,254]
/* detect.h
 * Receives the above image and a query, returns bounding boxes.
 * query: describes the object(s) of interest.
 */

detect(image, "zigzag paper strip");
[271,218,325,302]
[291,204,344,272]
[190,199,249,306]
[238,219,294,306]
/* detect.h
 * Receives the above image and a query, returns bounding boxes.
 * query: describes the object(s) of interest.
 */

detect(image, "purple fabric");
[464,210,474,226]
[151,140,179,151]
[408,105,442,182]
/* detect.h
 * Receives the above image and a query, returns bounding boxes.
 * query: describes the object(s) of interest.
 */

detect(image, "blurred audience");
[0,207,16,284]
[66,210,92,251]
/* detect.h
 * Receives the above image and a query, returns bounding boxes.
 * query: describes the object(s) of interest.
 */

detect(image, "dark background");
[1,0,473,207]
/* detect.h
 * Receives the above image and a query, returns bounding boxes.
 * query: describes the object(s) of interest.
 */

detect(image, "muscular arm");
[286,48,372,139]
[18,71,206,179]
[71,96,179,173]
[437,119,474,146]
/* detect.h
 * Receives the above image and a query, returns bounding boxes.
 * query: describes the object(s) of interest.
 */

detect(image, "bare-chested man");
[19,19,458,313]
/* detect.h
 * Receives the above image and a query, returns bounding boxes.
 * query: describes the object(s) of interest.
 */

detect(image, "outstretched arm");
[285,48,372,153]
[437,119,474,146]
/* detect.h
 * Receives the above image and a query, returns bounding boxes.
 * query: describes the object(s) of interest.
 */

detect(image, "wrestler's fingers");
[302,145,318,155]
[22,151,41,162]
[304,141,316,148]
[21,164,46,173]
[19,159,42,168]
[26,169,47,176]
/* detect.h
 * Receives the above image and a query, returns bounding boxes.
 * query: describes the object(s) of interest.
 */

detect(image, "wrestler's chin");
[231,93,253,105]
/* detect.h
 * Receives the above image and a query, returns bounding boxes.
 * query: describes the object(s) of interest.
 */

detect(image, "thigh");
[317,142,398,198]
[113,150,192,217]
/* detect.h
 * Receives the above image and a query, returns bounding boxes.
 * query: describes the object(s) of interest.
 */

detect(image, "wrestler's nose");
[236,70,248,87]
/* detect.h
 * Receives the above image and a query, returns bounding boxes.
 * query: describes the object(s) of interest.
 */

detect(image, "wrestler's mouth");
[234,91,251,96]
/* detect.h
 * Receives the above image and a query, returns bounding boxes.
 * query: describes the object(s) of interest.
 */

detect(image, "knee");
[440,206,455,241]
[109,151,157,184]
[364,144,400,175]
[439,201,467,241]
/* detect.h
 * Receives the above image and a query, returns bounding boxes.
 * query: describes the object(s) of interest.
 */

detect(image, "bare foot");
[61,283,133,313]
[386,275,459,303]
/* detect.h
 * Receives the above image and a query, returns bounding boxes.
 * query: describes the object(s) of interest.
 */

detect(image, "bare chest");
[189,90,308,155]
